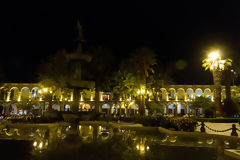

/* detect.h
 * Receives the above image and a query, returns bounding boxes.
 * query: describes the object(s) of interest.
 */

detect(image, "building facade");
[0,83,239,116]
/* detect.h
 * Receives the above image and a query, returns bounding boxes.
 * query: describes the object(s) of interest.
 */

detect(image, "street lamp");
[202,50,232,117]
[137,88,149,116]
[38,88,50,111]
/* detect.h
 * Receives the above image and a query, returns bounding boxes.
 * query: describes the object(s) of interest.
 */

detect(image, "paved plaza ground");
[195,122,240,137]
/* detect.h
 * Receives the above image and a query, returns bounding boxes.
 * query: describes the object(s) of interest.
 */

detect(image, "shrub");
[135,115,197,132]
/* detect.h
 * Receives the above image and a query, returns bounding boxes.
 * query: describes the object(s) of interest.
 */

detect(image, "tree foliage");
[84,46,115,90]
[120,47,157,86]
[191,96,215,117]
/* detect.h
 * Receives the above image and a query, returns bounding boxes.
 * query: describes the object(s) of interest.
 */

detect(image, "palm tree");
[202,51,232,117]
[120,48,157,115]
[111,71,137,116]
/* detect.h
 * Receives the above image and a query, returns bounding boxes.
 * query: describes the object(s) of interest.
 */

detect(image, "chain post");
[200,121,205,133]
[231,124,238,136]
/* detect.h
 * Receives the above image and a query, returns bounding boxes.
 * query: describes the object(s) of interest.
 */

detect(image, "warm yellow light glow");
[147,90,149,94]
[140,146,144,152]
[33,141,37,147]
[146,146,150,150]
[208,51,220,61]
[137,90,140,95]
[39,142,43,149]
[136,144,139,150]
[50,91,52,94]
[43,88,48,92]
[90,92,93,101]
[64,98,67,101]
[141,88,145,94]
[38,90,42,94]
[18,96,21,102]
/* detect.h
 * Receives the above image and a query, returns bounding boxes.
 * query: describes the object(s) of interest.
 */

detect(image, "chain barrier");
[199,122,239,136]
[196,124,201,127]
[204,124,232,133]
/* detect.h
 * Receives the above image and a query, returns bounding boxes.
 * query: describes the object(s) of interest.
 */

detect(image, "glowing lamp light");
[208,51,220,61]
[39,142,43,149]
[141,88,145,94]
[33,141,37,147]
[43,88,48,92]
[137,90,140,95]
[136,145,140,150]
[146,146,150,150]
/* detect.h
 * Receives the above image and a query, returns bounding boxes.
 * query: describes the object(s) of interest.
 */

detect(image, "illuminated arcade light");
[137,90,140,95]
[43,88,48,92]
[33,141,37,147]
[39,142,43,149]
[136,145,139,150]
[141,88,145,94]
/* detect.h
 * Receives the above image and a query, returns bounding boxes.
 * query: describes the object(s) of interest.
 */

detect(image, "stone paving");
[195,122,240,137]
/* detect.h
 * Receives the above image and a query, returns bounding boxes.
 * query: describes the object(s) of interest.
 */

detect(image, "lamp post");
[39,88,53,111]
[202,50,232,117]
[137,88,148,116]
[231,69,237,86]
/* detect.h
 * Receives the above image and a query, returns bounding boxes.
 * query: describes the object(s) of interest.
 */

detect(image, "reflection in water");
[0,123,240,160]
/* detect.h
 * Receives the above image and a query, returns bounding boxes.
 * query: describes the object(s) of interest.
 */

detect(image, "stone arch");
[9,87,19,101]
[64,104,71,111]
[102,103,110,109]
[160,88,167,101]
[186,88,194,100]
[204,88,211,100]
[168,103,175,114]
[101,103,109,112]
[177,88,185,100]
[31,87,40,99]
[0,103,6,115]
[52,104,61,111]
[20,87,30,101]
[168,88,176,100]
[0,87,6,100]
[81,103,91,111]
[9,103,18,115]
[177,103,185,115]
[195,88,202,98]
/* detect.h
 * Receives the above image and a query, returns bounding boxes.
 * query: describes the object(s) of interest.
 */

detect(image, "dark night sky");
[1,1,240,84]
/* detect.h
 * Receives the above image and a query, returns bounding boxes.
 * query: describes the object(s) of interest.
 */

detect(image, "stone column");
[175,93,178,101]
[184,93,187,101]
[166,92,169,101]
[71,91,73,102]
[6,91,11,102]
[184,104,187,114]
[29,92,32,101]
[18,92,22,102]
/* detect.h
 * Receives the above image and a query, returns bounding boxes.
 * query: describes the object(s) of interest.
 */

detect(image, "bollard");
[230,124,238,149]
[200,121,205,133]
[231,124,238,136]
